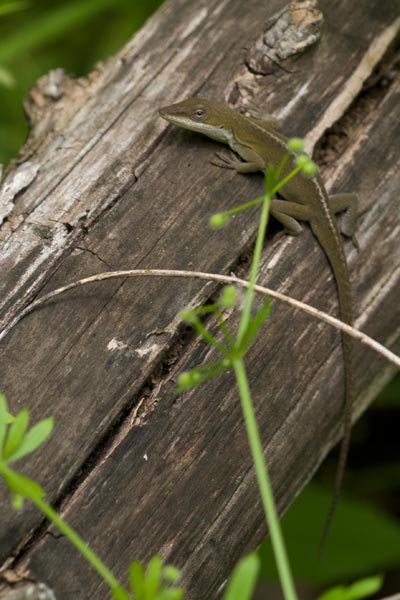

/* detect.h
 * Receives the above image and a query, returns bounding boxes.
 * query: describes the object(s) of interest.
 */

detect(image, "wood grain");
[0,0,399,597]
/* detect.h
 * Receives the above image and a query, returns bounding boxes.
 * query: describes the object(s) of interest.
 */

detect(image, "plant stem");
[232,358,298,600]
[0,464,125,595]
[216,308,235,348]
[222,195,266,217]
[237,196,270,344]
[36,496,124,592]
[193,317,230,356]
[271,165,302,197]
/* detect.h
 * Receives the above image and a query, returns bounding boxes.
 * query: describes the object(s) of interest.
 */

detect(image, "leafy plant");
[0,0,163,163]
[0,391,184,599]
[222,553,260,600]
[0,0,28,87]
[0,0,131,65]
[259,483,400,585]
[316,576,383,600]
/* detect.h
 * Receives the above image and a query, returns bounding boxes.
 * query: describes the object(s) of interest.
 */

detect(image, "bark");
[0,0,399,598]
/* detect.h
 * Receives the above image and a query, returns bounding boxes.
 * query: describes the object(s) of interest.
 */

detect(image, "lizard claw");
[351,235,360,253]
[211,150,241,170]
[341,224,360,252]
[211,151,234,169]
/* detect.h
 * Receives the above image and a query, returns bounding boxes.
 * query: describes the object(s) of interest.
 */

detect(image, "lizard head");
[159,97,236,142]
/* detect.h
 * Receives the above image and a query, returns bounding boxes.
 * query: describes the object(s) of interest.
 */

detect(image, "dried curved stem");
[0,268,398,368]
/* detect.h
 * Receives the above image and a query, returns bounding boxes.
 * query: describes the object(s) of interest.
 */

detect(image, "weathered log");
[0,0,399,598]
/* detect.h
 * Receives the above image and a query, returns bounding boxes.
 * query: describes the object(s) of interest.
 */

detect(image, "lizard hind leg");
[329,193,359,250]
[270,199,312,235]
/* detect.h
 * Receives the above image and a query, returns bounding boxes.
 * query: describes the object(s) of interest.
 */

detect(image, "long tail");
[319,333,353,554]
[311,219,354,554]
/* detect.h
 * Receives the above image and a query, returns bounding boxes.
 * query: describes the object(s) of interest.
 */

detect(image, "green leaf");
[0,65,15,87]
[222,553,260,600]
[374,374,400,408]
[11,491,24,510]
[111,585,131,600]
[156,590,184,600]
[4,407,29,460]
[317,585,350,600]
[0,0,126,64]
[0,394,14,457]
[0,1,28,18]
[162,565,181,584]
[7,416,54,463]
[3,469,44,501]
[129,560,145,600]
[238,299,271,355]
[317,575,383,600]
[259,483,400,585]
[345,575,383,600]
[0,393,9,458]
[145,555,163,599]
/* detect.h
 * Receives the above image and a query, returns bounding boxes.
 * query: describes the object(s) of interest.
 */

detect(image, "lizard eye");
[194,109,205,119]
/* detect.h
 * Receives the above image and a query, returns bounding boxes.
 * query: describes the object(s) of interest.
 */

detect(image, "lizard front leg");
[211,147,265,173]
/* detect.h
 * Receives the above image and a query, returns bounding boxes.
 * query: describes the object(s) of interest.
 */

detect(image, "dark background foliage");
[0,0,163,165]
[0,0,399,596]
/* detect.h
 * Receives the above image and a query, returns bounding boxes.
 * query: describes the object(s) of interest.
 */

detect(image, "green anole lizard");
[159,97,358,544]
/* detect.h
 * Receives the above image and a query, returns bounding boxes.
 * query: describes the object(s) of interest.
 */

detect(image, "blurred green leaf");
[345,575,383,600]
[129,560,145,599]
[111,585,130,600]
[0,393,12,457]
[4,407,29,460]
[0,0,164,165]
[348,463,400,496]
[3,468,44,500]
[0,64,14,86]
[374,373,400,408]
[128,558,183,600]
[317,575,383,600]
[156,590,184,600]
[162,565,181,584]
[0,1,28,18]
[6,416,53,463]
[11,490,24,510]
[0,0,127,63]
[239,299,271,355]
[145,556,163,599]
[258,483,400,585]
[223,552,260,600]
